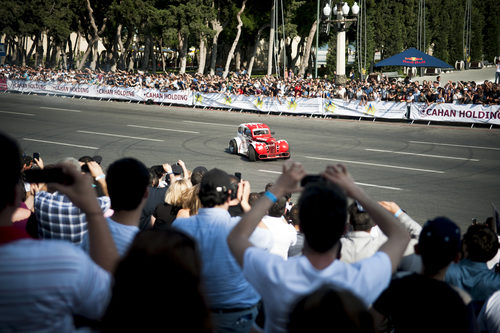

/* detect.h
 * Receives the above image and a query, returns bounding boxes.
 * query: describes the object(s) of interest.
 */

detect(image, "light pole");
[322,1,359,84]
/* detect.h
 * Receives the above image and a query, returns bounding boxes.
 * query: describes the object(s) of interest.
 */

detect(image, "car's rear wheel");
[248,145,257,162]
[229,139,237,154]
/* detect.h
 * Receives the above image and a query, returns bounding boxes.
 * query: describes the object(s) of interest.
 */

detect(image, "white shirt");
[262,215,297,259]
[0,239,111,332]
[243,248,392,333]
[478,290,500,332]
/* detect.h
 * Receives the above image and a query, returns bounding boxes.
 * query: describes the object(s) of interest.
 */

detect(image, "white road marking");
[77,130,164,142]
[354,182,402,191]
[258,170,402,190]
[183,120,233,127]
[40,106,81,113]
[0,110,35,116]
[258,169,281,174]
[410,140,500,151]
[304,156,444,174]
[365,148,479,162]
[128,124,199,134]
[23,138,98,149]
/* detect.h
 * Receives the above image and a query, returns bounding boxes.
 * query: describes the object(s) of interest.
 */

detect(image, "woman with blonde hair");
[176,184,201,218]
[153,178,192,228]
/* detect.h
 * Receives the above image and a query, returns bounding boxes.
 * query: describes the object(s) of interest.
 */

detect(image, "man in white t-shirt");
[261,197,297,259]
[227,162,410,333]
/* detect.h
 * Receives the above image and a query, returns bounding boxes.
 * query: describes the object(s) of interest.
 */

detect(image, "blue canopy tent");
[374,48,453,68]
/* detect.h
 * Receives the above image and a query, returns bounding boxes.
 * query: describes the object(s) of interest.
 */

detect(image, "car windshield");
[253,129,269,136]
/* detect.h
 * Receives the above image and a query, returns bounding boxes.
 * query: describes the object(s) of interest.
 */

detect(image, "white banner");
[7,80,498,124]
[411,103,500,125]
[323,99,408,119]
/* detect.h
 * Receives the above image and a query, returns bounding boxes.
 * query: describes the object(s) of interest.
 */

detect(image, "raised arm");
[322,165,410,273]
[378,201,422,238]
[49,163,119,273]
[227,161,305,266]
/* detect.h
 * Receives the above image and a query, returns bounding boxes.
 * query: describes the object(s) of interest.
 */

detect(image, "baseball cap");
[200,168,231,195]
[171,164,183,175]
[418,217,461,256]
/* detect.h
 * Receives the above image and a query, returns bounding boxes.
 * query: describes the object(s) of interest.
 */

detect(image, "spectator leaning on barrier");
[0,132,119,332]
[227,162,410,333]
[172,168,273,333]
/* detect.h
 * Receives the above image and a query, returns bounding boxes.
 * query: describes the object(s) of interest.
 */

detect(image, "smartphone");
[33,152,40,160]
[23,168,74,185]
[235,172,242,181]
[300,175,322,187]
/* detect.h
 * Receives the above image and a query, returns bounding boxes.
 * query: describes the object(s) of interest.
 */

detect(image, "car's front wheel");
[229,139,237,154]
[248,145,257,162]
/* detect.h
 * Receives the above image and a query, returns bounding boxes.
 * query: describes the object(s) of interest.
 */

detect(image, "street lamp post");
[322,1,359,84]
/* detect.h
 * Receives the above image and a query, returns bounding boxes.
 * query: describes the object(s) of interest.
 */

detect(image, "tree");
[222,0,246,78]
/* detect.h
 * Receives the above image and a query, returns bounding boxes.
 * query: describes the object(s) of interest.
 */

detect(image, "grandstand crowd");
[1,131,499,332]
[1,64,499,105]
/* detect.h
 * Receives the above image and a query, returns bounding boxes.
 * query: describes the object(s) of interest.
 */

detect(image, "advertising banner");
[6,80,498,125]
[411,103,500,125]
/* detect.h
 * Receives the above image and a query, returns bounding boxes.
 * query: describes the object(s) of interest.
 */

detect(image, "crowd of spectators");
[1,132,500,332]
[1,64,499,105]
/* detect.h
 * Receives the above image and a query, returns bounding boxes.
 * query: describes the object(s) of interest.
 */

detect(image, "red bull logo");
[403,57,425,64]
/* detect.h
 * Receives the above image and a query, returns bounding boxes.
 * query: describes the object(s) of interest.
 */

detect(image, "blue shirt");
[82,217,139,256]
[446,259,500,301]
[172,208,272,309]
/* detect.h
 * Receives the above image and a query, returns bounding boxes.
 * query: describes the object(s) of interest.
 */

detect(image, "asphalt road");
[1,92,499,232]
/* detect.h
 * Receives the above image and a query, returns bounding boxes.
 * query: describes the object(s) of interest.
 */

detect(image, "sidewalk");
[410,66,496,84]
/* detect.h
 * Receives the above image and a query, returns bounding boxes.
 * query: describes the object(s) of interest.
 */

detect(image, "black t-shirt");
[373,273,469,333]
[152,203,181,229]
[139,186,168,230]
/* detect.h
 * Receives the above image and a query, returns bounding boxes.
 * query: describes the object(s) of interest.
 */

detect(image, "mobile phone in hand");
[23,168,74,185]
[300,175,322,187]
[33,152,40,160]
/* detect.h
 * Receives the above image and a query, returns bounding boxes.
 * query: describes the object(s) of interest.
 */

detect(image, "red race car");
[228,123,290,161]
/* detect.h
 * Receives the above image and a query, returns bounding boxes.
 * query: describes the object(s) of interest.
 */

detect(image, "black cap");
[419,217,461,255]
[171,164,183,175]
[200,168,231,195]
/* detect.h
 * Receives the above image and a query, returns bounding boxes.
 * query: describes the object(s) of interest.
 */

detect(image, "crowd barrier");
[3,79,499,125]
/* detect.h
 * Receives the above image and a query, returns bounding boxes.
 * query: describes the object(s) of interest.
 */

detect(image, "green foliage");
[1,0,498,70]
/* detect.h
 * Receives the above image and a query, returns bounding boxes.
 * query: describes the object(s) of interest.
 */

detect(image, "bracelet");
[394,209,403,217]
[167,172,173,175]
[264,191,278,203]
[95,174,105,181]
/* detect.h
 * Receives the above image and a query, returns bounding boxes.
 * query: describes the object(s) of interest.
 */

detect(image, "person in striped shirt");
[0,132,120,332]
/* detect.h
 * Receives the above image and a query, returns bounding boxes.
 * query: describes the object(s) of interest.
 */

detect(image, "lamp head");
[352,2,360,15]
[342,2,350,15]
[323,3,331,17]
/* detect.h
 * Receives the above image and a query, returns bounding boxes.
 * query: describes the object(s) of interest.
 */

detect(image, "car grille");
[267,143,277,154]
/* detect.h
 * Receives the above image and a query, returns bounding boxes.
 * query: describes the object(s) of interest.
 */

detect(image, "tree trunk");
[178,32,188,74]
[290,38,304,72]
[120,29,132,70]
[110,24,122,72]
[298,20,317,78]
[209,19,224,75]
[197,34,207,74]
[142,35,151,71]
[61,41,68,69]
[77,0,107,70]
[27,35,37,66]
[267,1,275,76]
[90,43,98,70]
[248,23,269,77]
[151,40,157,73]
[235,45,241,72]
[223,0,246,78]
[35,33,44,67]
[45,36,52,68]
[20,37,27,67]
